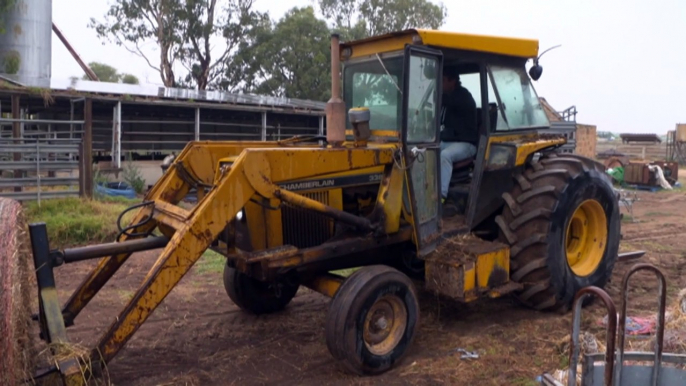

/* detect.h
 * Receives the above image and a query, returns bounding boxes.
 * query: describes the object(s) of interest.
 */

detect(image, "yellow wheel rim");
[565,199,608,277]
[363,295,407,356]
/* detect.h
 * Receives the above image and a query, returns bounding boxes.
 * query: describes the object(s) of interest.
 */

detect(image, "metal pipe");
[36,141,41,206]
[12,95,21,192]
[616,264,667,386]
[326,34,345,146]
[52,22,100,81]
[617,250,646,262]
[112,102,122,169]
[194,108,200,141]
[0,118,85,124]
[275,188,374,232]
[261,112,267,141]
[568,286,616,386]
[61,236,169,263]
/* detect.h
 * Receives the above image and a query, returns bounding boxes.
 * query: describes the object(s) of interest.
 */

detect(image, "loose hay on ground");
[0,198,37,386]
[635,288,686,354]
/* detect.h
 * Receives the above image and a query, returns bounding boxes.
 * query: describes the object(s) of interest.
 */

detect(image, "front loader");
[25,29,621,383]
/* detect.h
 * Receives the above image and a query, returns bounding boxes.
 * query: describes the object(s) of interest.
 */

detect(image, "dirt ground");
[46,186,686,386]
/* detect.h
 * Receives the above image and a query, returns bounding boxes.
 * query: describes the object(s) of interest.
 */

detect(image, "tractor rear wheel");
[325,265,419,375]
[223,264,299,315]
[496,153,620,312]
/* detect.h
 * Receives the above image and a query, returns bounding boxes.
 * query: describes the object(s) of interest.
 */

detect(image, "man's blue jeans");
[440,141,477,199]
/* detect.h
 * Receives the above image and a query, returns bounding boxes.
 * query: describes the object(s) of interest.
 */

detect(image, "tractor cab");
[340,30,563,231]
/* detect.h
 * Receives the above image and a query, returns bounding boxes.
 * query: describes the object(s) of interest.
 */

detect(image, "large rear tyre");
[496,153,620,312]
[325,265,419,375]
[223,264,299,315]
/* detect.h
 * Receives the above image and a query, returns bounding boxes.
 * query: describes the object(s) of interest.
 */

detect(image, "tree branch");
[115,34,162,75]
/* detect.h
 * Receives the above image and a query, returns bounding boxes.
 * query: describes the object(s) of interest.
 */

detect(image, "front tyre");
[325,265,419,375]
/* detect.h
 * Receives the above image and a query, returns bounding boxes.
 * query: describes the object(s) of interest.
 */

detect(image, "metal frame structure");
[666,130,686,165]
[0,86,325,199]
[540,263,686,386]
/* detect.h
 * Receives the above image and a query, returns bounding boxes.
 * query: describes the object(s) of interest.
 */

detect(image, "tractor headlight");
[236,210,243,221]
[486,144,516,171]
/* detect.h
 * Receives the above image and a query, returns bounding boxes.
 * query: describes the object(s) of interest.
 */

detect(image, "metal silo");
[0,0,52,83]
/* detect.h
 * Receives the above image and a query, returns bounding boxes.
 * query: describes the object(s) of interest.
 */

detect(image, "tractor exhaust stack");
[326,34,346,147]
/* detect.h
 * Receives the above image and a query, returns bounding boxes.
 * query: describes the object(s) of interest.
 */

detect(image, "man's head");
[443,66,460,93]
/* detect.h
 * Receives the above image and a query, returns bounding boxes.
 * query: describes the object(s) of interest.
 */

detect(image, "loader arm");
[84,144,397,363]
[60,142,276,324]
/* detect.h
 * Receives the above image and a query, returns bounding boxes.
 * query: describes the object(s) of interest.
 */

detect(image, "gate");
[0,116,84,203]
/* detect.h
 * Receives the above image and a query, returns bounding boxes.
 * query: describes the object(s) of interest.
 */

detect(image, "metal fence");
[548,121,577,154]
[0,116,83,203]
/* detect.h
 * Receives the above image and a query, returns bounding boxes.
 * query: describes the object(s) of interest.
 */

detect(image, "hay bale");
[0,198,37,385]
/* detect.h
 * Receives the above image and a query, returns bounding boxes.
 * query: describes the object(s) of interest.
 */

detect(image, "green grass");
[644,212,674,217]
[195,249,226,274]
[116,289,134,303]
[24,196,139,248]
[331,267,360,277]
[621,215,634,223]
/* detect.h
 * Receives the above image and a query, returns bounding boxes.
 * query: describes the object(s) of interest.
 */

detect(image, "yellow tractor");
[27,29,620,382]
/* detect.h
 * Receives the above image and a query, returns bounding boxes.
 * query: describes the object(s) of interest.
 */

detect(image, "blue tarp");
[95,182,136,199]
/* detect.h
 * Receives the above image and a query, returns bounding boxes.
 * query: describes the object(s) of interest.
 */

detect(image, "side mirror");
[528,44,560,81]
[529,64,543,81]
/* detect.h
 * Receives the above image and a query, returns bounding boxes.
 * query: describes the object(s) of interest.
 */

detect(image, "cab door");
[401,45,443,256]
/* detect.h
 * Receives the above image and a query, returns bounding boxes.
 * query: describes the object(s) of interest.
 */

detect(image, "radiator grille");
[281,191,333,249]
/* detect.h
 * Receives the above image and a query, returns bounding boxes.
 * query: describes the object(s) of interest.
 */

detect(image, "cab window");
[446,66,508,133]
[406,54,439,143]
[343,56,404,131]
[489,66,549,129]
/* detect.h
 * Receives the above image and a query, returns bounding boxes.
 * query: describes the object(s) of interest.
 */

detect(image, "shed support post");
[11,95,21,192]
[261,112,267,141]
[112,101,122,171]
[83,98,93,198]
[194,108,200,141]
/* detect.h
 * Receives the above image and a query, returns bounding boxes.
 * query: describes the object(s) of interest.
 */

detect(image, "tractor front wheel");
[223,264,299,315]
[325,265,419,375]
[496,153,620,312]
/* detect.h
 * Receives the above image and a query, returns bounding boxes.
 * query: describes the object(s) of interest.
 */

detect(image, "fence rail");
[0,177,79,188]
[0,137,82,203]
[0,190,80,201]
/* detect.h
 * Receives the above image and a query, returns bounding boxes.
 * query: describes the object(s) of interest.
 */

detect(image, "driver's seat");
[453,158,474,170]
[450,157,475,186]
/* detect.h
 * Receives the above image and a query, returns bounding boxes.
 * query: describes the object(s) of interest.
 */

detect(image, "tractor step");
[423,237,511,302]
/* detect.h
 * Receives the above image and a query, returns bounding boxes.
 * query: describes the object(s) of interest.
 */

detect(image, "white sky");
[51,0,686,134]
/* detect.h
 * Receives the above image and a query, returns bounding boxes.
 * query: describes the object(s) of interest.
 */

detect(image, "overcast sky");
[51,0,686,134]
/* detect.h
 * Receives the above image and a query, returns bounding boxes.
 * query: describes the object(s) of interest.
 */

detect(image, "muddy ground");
[48,183,686,386]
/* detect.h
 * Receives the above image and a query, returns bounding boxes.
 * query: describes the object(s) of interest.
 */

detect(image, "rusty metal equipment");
[619,133,662,144]
[667,127,686,165]
[540,263,686,386]
[22,29,628,384]
[624,161,679,186]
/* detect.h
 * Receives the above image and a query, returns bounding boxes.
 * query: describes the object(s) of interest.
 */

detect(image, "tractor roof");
[340,29,539,60]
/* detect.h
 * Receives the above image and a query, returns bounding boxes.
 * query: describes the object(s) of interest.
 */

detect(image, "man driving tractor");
[439,66,478,216]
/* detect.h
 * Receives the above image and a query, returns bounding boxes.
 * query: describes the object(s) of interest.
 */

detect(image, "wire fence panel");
[0,119,83,203]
